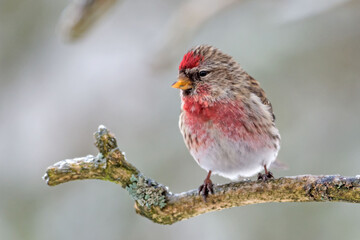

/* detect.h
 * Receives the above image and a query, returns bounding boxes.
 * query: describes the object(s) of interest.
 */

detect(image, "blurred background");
[1,0,360,239]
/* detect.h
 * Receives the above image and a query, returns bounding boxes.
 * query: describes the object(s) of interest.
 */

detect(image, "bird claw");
[257,171,274,181]
[198,178,214,202]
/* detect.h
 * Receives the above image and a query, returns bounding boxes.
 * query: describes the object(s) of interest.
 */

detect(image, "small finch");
[172,45,281,200]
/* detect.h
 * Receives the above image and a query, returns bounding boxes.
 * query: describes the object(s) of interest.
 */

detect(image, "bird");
[172,45,281,201]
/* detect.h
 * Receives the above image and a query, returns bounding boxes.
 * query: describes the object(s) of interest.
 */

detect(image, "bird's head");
[172,45,246,99]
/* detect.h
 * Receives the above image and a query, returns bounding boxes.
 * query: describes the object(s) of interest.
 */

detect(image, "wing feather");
[247,75,276,122]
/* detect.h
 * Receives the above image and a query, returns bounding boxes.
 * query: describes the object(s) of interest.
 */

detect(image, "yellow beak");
[171,77,193,90]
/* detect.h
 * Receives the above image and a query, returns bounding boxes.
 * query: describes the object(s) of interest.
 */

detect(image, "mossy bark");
[43,125,360,225]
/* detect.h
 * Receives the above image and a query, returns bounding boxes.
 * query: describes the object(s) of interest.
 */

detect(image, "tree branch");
[58,0,119,41]
[43,125,360,225]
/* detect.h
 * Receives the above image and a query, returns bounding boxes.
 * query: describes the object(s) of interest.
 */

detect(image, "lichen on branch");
[126,174,167,209]
[43,125,360,225]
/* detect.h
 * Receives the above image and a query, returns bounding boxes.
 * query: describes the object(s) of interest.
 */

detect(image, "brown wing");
[247,75,276,122]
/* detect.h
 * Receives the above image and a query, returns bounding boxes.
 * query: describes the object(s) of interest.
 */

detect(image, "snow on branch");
[43,125,360,225]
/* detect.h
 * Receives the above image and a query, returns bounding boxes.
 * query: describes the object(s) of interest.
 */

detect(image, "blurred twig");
[56,0,351,46]
[43,125,360,225]
[59,0,118,41]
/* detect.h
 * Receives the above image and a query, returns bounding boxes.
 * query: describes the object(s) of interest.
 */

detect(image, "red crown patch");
[179,51,203,70]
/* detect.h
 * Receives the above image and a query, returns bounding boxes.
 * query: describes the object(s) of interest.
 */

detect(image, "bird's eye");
[199,70,209,77]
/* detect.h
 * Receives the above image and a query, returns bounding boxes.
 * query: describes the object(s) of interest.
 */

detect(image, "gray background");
[1,0,360,239]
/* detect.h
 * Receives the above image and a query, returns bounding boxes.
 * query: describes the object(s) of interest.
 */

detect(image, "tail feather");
[271,160,288,170]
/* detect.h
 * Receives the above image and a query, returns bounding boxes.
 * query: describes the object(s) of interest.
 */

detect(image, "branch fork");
[43,125,360,225]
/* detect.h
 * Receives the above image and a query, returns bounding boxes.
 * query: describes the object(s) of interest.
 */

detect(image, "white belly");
[189,130,280,180]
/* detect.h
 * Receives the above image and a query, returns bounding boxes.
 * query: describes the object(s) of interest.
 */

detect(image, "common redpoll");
[172,45,281,200]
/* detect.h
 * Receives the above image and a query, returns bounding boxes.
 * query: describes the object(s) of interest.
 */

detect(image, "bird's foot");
[198,176,214,202]
[257,171,274,181]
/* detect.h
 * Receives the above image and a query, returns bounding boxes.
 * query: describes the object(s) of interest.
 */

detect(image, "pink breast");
[182,96,268,149]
